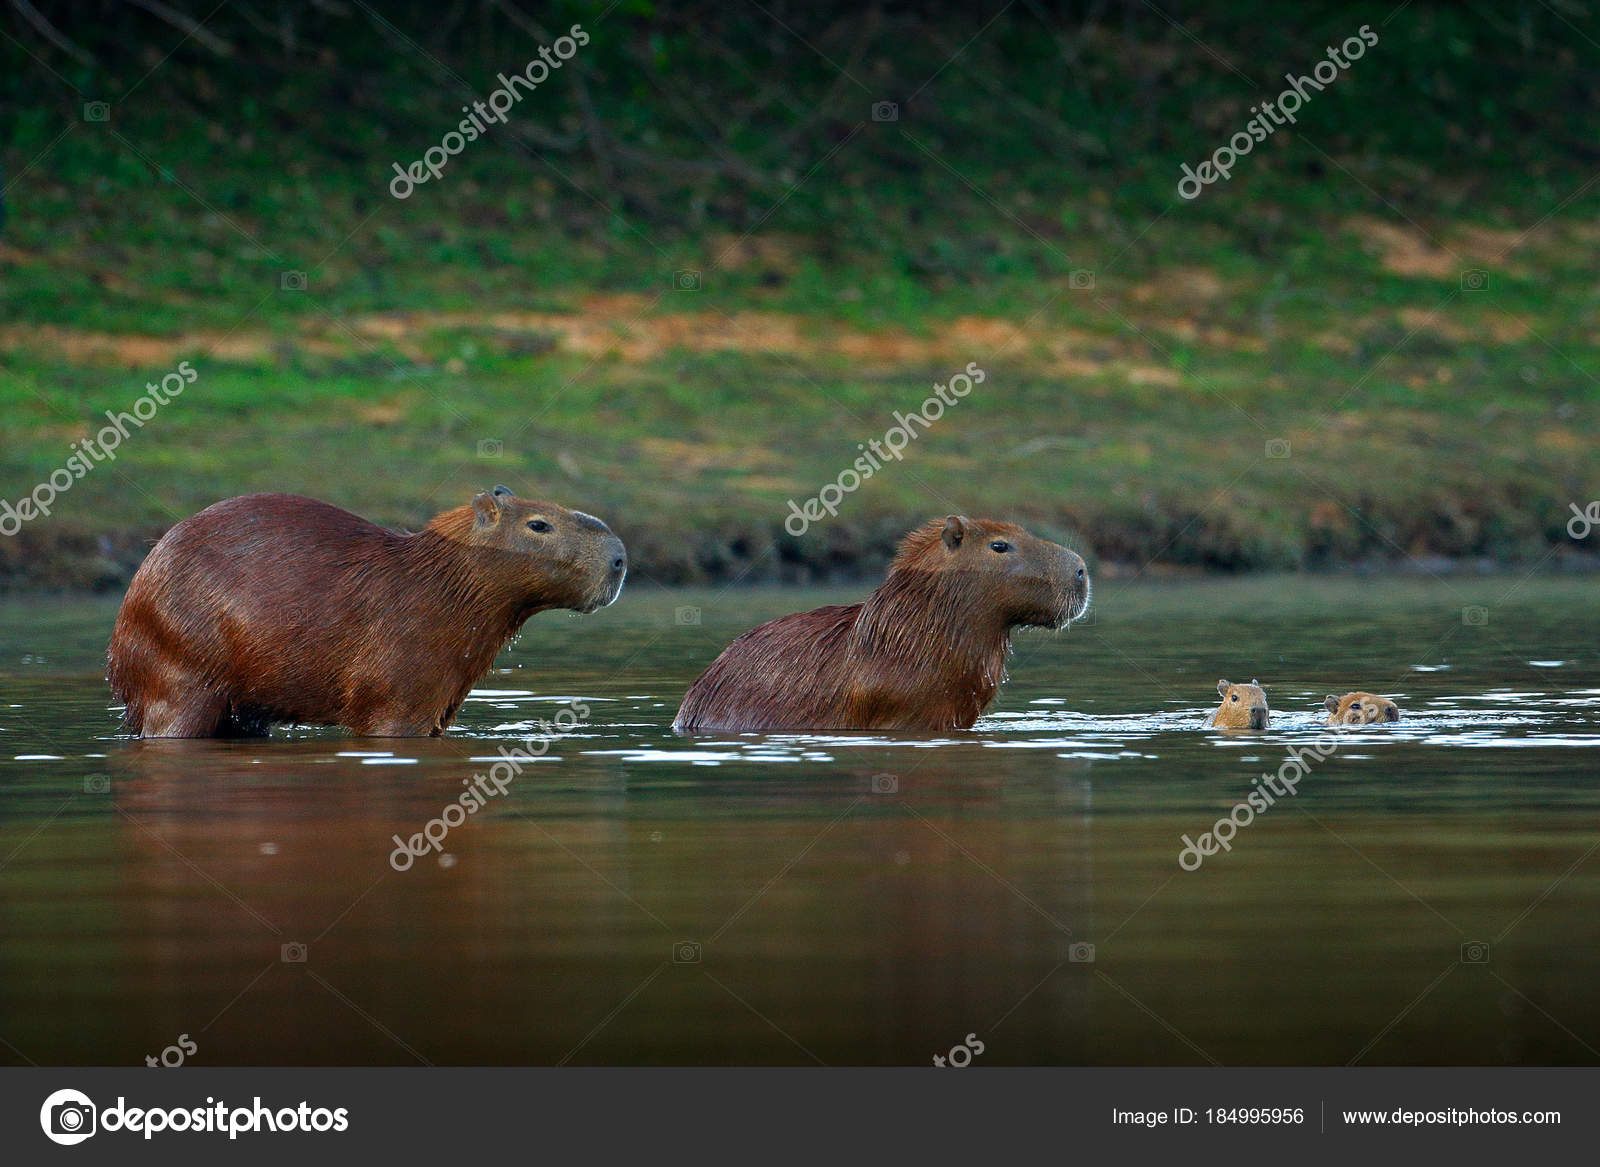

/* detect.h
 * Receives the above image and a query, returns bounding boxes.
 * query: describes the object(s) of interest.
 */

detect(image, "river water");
[1,575,1597,1065]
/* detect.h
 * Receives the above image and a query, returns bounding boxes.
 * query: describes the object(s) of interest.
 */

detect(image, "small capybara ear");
[1251,678,1260,687]
[492,484,515,501]
[471,491,501,527]
[1217,679,1231,697]
[941,515,968,550]
[1325,695,1340,713]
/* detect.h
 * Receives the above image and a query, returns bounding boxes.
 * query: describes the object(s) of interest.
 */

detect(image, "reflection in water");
[0,578,1598,1065]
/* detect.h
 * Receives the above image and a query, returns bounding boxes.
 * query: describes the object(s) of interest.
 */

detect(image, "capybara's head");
[892,515,1090,630]
[432,485,627,613]
[1214,678,1270,730]
[1325,691,1400,725]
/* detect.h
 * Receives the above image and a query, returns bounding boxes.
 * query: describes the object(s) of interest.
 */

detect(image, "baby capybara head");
[430,485,626,613]
[1325,691,1401,725]
[894,516,1090,630]
[1213,678,1270,730]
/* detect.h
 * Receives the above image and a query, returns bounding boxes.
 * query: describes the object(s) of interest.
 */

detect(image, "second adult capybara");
[1206,678,1270,730]
[107,487,626,737]
[673,515,1090,733]
[1325,691,1401,725]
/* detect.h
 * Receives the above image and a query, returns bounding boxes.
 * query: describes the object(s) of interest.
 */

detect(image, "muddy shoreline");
[3,516,1595,596]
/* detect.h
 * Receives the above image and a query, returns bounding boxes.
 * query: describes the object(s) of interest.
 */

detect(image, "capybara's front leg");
[138,689,230,738]
[348,708,447,737]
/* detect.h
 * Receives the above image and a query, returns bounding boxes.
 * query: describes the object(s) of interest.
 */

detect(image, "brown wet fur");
[1325,691,1401,725]
[1208,678,1270,730]
[673,515,1089,733]
[107,488,626,737]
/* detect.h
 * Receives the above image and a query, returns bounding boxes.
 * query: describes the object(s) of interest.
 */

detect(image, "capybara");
[107,488,626,737]
[1206,678,1269,730]
[673,515,1089,733]
[1325,691,1401,725]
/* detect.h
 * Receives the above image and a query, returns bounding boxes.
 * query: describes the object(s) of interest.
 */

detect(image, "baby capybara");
[673,515,1089,733]
[1325,691,1401,725]
[1207,679,1269,730]
[107,488,626,737]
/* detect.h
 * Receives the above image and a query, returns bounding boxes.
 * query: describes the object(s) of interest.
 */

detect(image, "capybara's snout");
[548,508,627,613]
[1248,703,1269,730]
[1059,547,1091,626]
[1030,542,1090,628]
[595,531,628,610]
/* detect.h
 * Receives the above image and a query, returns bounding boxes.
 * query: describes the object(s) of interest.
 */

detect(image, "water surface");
[1,576,1597,1065]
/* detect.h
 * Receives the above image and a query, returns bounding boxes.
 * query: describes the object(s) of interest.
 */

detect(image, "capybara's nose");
[606,537,627,576]
[1250,706,1268,729]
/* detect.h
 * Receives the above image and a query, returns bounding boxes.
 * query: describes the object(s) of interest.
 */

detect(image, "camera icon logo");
[1461,940,1490,964]
[82,102,110,123]
[281,942,308,963]
[672,940,702,964]
[83,775,110,794]
[1068,942,1096,963]
[870,773,899,795]
[40,1088,97,1145]
[1462,606,1489,627]
[1460,269,1489,292]
[279,270,308,292]
[1265,438,1291,459]
[476,438,504,458]
[673,270,702,290]
[871,101,899,122]
[675,606,701,626]
[1068,269,1095,290]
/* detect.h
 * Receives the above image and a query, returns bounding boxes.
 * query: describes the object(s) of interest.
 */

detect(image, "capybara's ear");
[1251,678,1260,687]
[1217,679,1231,697]
[471,491,501,528]
[941,515,968,550]
[492,484,515,501]
[1325,695,1340,713]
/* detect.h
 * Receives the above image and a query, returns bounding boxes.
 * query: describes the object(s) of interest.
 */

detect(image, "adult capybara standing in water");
[108,488,626,737]
[673,516,1089,733]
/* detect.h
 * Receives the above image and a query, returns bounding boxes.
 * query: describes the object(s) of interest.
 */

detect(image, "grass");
[0,4,1597,588]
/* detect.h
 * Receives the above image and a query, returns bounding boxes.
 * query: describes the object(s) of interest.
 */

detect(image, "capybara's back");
[108,489,626,737]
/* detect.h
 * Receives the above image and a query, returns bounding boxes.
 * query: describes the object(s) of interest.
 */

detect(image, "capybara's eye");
[988,541,1011,553]
[526,520,552,533]
[1230,694,1238,701]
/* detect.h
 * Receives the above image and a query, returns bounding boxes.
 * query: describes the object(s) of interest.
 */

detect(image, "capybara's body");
[1206,678,1270,730]
[1325,691,1401,725]
[673,516,1089,733]
[108,489,626,737]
